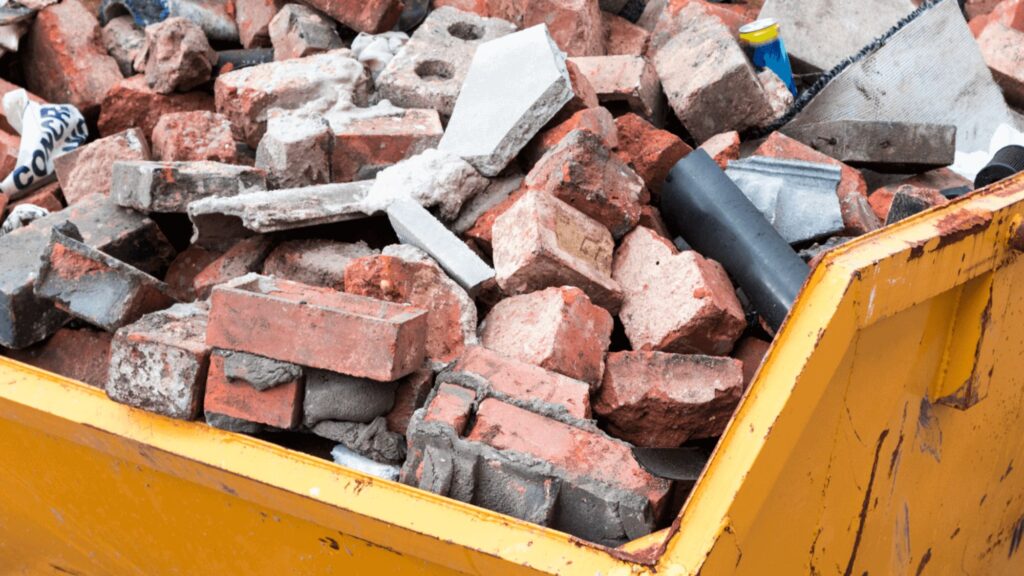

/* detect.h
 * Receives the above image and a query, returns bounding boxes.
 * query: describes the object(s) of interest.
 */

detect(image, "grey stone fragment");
[439,25,573,176]
[102,15,145,77]
[220,349,303,391]
[112,160,268,213]
[386,197,495,295]
[206,411,266,434]
[759,0,916,72]
[255,114,332,189]
[377,7,517,118]
[600,0,629,13]
[885,190,934,225]
[784,121,956,173]
[303,369,398,427]
[35,228,177,332]
[312,417,406,464]
[262,239,378,290]
[726,156,844,245]
[0,195,175,349]
[798,236,851,263]
[786,0,1014,153]
[187,181,372,248]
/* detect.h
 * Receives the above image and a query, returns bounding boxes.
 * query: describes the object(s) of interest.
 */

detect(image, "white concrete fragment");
[439,24,573,176]
[331,444,400,481]
[255,113,332,189]
[351,31,409,81]
[361,148,488,220]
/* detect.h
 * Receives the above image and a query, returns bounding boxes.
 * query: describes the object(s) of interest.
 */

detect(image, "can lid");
[739,18,779,44]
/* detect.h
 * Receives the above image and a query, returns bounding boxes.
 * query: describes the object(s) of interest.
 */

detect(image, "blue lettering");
[12,166,32,189]
[30,149,47,176]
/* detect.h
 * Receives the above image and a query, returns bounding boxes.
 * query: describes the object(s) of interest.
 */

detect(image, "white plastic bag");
[0,89,87,199]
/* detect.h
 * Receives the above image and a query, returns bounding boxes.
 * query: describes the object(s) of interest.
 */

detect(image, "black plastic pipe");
[660,150,809,332]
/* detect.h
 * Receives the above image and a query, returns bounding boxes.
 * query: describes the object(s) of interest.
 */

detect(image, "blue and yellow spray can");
[739,18,797,96]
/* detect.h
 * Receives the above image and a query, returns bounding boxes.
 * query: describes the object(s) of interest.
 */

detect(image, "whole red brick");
[53,128,150,205]
[479,286,612,386]
[204,350,303,429]
[491,189,623,313]
[699,131,740,169]
[151,111,241,164]
[733,336,770,389]
[524,0,604,57]
[386,368,434,434]
[613,113,692,195]
[344,251,476,364]
[331,109,443,182]
[524,106,618,168]
[440,345,591,418]
[594,350,743,447]
[23,0,122,119]
[525,129,646,239]
[423,383,476,435]
[192,236,275,299]
[298,0,403,33]
[236,0,287,47]
[262,239,377,291]
[99,76,215,140]
[755,132,879,236]
[613,226,745,355]
[3,327,112,388]
[467,398,671,516]
[207,274,428,381]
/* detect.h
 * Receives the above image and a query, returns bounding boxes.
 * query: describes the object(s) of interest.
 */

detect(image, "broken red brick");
[525,129,646,239]
[699,131,741,169]
[386,368,435,434]
[192,236,275,299]
[491,189,623,313]
[613,112,692,195]
[23,0,123,119]
[479,286,612,386]
[204,349,304,429]
[136,17,217,94]
[569,55,663,122]
[440,345,592,418]
[299,0,403,33]
[99,75,215,140]
[9,181,63,213]
[613,226,746,355]
[603,12,650,56]
[467,397,671,516]
[3,327,112,388]
[594,350,744,447]
[868,183,949,223]
[524,106,618,168]
[0,131,19,179]
[755,132,879,236]
[164,244,224,301]
[423,382,477,435]
[524,0,604,57]
[638,205,672,239]
[151,111,241,164]
[344,250,476,364]
[733,336,770,389]
[53,128,150,205]
[979,22,1024,107]
[463,187,526,255]
[262,239,377,291]
[554,59,601,123]
[331,109,444,182]
[235,0,287,48]
[207,274,428,381]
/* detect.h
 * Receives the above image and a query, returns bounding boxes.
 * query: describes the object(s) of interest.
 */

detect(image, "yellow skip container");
[3,174,1024,575]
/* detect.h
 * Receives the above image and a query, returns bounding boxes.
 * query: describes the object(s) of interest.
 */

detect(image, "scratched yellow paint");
[3,175,1024,575]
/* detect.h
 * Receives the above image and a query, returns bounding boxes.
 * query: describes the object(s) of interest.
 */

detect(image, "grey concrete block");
[220,349,304,391]
[378,7,516,118]
[439,25,573,176]
[112,160,267,213]
[784,120,956,173]
[303,369,398,427]
[726,156,844,245]
[187,181,372,248]
[312,416,406,464]
[385,196,495,295]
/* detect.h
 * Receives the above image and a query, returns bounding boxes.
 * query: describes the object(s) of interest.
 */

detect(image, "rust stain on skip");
[934,209,992,249]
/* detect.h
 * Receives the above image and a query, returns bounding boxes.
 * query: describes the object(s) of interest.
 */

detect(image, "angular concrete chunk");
[386,197,495,295]
[784,120,956,173]
[113,161,268,213]
[439,25,573,176]
[187,181,372,247]
[726,156,844,245]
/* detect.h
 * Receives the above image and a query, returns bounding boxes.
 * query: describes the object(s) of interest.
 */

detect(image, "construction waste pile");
[0,0,1021,546]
